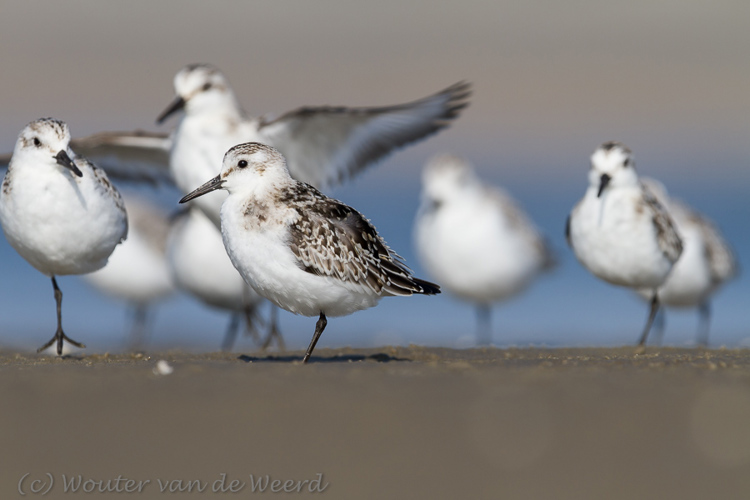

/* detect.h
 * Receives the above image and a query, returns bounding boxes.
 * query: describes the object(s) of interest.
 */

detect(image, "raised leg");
[37,276,86,355]
[697,301,711,348]
[260,305,286,351]
[637,292,661,347]
[476,304,492,347]
[301,312,327,364]
[221,312,241,352]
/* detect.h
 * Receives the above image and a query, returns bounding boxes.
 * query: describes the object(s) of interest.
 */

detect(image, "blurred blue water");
[0,157,746,353]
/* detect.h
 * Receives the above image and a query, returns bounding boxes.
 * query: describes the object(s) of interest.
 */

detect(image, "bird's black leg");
[651,308,666,346]
[242,303,262,345]
[697,301,711,348]
[302,312,327,364]
[476,304,492,347]
[260,305,285,351]
[222,312,241,352]
[128,303,149,351]
[637,292,661,347]
[37,276,86,355]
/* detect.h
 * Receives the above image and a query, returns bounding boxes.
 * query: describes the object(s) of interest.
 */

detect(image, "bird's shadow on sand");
[237,352,410,364]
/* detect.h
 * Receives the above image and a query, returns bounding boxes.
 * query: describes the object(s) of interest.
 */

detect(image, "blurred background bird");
[414,154,555,346]
[567,142,684,347]
[637,178,739,347]
[81,192,175,350]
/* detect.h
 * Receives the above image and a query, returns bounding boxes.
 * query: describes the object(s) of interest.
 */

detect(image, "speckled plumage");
[180,142,438,362]
[568,143,682,289]
[282,183,437,297]
[635,178,738,345]
[640,183,683,263]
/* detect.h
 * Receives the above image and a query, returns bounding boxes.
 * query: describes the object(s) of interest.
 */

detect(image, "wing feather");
[0,130,173,186]
[283,184,439,296]
[70,130,173,185]
[670,199,739,284]
[258,82,472,188]
[641,183,683,263]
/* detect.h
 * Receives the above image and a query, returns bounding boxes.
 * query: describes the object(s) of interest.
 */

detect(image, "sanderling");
[414,154,555,345]
[636,178,738,346]
[55,64,470,225]
[180,142,440,363]
[0,118,128,355]
[167,206,283,352]
[83,193,175,349]
[567,141,683,347]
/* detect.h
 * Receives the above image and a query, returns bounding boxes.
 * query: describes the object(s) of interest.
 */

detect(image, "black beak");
[597,173,611,198]
[55,150,83,177]
[179,175,225,203]
[156,96,186,125]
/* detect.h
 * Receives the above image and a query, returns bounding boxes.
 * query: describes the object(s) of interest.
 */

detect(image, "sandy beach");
[2,346,750,499]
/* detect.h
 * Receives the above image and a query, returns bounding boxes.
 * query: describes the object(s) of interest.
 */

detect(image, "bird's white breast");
[0,163,126,276]
[220,194,381,317]
[168,208,254,311]
[570,187,674,288]
[416,193,545,303]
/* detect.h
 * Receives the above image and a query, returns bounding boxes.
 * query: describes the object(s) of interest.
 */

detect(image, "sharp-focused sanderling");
[636,178,738,346]
[167,206,283,352]
[0,119,128,355]
[414,154,555,345]
[82,193,175,349]
[567,141,683,346]
[180,142,440,363]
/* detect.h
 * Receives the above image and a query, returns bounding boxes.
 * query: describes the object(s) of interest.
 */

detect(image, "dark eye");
[238,160,248,168]
[623,158,631,167]
[33,137,41,147]
[202,83,212,91]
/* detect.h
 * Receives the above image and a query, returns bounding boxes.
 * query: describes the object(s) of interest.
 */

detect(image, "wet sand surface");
[2,346,750,499]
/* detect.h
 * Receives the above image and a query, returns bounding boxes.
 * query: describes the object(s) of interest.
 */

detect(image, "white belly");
[570,189,674,289]
[221,204,381,317]
[168,208,255,311]
[0,168,126,276]
[416,201,544,303]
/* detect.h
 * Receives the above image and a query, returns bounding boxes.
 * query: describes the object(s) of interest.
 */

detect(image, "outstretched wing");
[283,185,439,296]
[0,130,172,186]
[70,130,173,185]
[258,82,472,188]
